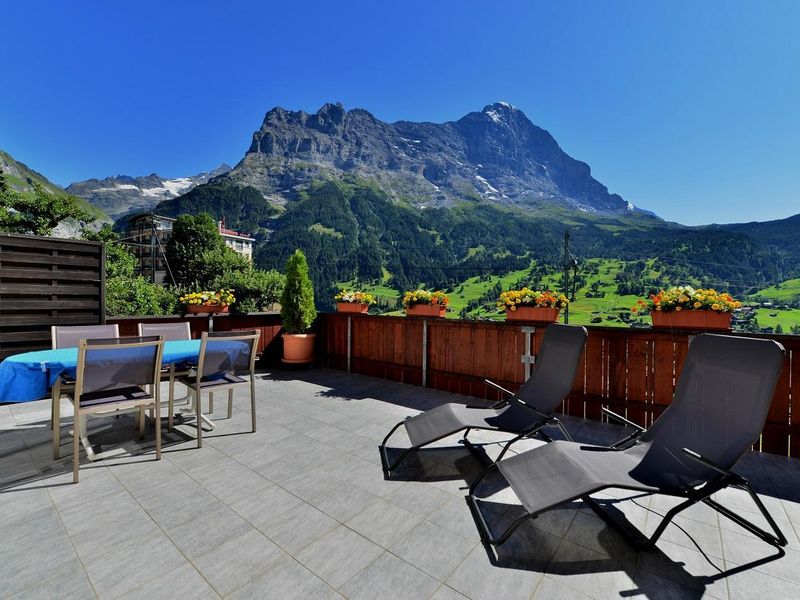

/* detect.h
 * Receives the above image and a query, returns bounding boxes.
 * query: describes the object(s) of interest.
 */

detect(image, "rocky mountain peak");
[229,101,642,216]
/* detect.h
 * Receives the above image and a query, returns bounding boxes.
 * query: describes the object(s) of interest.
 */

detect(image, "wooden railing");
[107,312,284,364]
[318,313,800,458]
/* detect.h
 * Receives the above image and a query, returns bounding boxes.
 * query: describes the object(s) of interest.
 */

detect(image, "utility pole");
[562,230,578,324]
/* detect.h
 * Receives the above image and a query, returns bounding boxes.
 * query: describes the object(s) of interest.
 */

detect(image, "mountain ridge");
[223,101,647,217]
[66,164,232,217]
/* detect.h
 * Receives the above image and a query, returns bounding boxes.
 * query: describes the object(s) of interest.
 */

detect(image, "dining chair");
[53,336,165,483]
[50,324,120,434]
[138,321,193,431]
[175,330,260,448]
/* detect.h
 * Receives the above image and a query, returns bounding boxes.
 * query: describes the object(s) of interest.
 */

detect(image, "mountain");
[226,102,645,216]
[1,149,64,195]
[151,102,799,303]
[66,164,232,218]
[1,149,112,236]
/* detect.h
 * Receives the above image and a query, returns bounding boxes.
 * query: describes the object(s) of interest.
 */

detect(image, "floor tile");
[339,552,440,600]
[192,529,284,597]
[296,525,384,587]
[389,521,476,581]
[345,499,422,548]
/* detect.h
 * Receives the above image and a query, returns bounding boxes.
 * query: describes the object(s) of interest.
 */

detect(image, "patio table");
[0,339,202,403]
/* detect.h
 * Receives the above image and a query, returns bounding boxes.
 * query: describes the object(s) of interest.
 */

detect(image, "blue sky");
[2,0,798,225]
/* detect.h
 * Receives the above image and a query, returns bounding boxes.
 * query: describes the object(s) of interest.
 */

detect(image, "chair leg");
[250,377,256,433]
[379,421,415,474]
[466,463,534,545]
[138,406,146,439]
[208,392,214,414]
[154,399,162,460]
[168,365,175,432]
[72,408,81,483]
[52,390,61,460]
[51,381,59,431]
[227,388,234,420]
[196,385,203,448]
[703,481,788,547]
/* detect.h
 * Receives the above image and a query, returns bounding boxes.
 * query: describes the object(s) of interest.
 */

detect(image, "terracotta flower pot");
[186,303,229,314]
[337,302,370,314]
[651,310,732,331]
[505,306,560,323]
[406,304,447,318]
[282,333,316,364]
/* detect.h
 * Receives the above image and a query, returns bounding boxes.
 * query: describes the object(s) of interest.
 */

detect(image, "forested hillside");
[238,177,796,307]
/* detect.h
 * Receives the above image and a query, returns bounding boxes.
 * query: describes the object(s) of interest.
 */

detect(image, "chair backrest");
[516,324,587,413]
[76,336,163,402]
[631,334,785,489]
[138,321,192,341]
[197,330,260,380]
[52,324,119,349]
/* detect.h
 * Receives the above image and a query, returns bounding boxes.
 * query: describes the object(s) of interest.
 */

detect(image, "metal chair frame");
[50,324,120,433]
[379,378,573,475]
[53,336,164,483]
[467,407,788,551]
[137,322,194,431]
[173,331,260,448]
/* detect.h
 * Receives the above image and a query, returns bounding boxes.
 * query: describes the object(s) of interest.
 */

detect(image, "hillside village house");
[125,213,255,283]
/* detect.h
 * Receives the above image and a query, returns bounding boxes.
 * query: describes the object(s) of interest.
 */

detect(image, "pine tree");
[280,249,317,333]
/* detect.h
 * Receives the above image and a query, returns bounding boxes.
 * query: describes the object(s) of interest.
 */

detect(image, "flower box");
[406,304,447,318]
[505,306,561,323]
[651,310,732,331]
[186,303,229,314]
[337,302,370,314]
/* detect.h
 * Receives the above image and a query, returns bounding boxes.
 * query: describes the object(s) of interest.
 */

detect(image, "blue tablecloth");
[0,340,202,403]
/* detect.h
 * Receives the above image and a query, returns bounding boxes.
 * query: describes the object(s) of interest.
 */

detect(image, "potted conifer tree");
[280,249,317,364]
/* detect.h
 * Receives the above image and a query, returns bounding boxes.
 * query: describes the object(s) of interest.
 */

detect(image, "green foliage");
[213,268,285,313]
[0,179,95,235]
[154,181,279,233]
[105,276,179,317]
[280,249,317,333]
[197,246,251,289]
[83,224,136,279]
[165,213,226,286]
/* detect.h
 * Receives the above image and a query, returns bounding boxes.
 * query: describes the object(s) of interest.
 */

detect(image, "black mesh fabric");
[496,334,785,515]
[631,334,785,489]
[200,331,257,380]
[516,324,587,412]
[79,336,161,404]
[405,402,535,448]
[404,324,587,447]
[53,324,119,349]
[139,322,191,341]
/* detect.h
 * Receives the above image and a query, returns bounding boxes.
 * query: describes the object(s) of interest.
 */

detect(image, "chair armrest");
[602,407,645,432]
[484,379,515,408]
[682,448,741,481]
[484,379,515,397]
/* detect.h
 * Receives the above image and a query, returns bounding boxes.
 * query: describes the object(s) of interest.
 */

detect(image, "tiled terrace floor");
[2,369,800,599]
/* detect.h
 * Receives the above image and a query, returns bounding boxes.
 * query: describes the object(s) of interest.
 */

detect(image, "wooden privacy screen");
[319,313,800,458]
[0,233,104,360]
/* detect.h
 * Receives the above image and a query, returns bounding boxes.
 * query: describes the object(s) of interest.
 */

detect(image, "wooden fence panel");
[790,345,800,458]
[0,233,104,359]
[315,314,800,458]
[626,336,651,426]
[108,313,285,364]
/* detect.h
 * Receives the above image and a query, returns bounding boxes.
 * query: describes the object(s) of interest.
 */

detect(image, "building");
[124,214,255,284]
